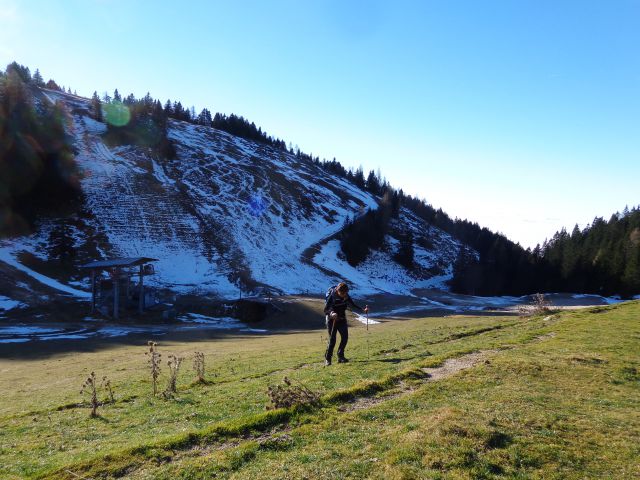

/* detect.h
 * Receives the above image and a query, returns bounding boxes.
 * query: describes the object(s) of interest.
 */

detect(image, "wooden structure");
[80,257,158,319]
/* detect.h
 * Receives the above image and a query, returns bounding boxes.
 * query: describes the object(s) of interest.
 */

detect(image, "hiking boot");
[337,357,349,364]
[324,359,332,366]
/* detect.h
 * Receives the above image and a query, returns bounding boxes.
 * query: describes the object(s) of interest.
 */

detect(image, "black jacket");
[324,291,364,318]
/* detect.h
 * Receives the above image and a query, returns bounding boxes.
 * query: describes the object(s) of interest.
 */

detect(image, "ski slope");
[1,90,467,299]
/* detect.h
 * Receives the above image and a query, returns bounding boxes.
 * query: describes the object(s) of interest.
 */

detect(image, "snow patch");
[0,245,90,298]
[0,296,24,311]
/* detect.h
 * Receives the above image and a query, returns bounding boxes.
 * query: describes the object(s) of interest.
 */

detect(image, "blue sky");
[1,0,639,247]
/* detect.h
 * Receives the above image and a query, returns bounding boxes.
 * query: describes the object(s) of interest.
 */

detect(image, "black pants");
[325,316,348,360]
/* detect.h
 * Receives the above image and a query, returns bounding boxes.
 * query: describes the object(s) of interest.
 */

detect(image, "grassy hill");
[1,301,638,479]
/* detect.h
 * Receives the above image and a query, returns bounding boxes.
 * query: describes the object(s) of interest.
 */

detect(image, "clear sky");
[1,0,639,248]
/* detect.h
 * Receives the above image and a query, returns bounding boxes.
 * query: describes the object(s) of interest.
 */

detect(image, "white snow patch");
[0,246,90,298]
[180,313,242,328]
[353,313,380,325]
[313,240,453,296]
[0,296,24,311]
[82,116,107,135]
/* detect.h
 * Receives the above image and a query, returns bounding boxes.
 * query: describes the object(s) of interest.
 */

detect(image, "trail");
[341,350,498,412]
[299,202,375,280]
[53,325,558,480]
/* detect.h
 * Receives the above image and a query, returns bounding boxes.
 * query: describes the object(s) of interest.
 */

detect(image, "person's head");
[336,282,349,298]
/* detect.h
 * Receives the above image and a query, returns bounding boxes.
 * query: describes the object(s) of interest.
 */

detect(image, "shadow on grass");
[0,294,518,360]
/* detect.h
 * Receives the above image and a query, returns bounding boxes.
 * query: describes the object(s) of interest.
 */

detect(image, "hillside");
[0,300,638,479]
[1,63,637,307]
[1,86,467,305]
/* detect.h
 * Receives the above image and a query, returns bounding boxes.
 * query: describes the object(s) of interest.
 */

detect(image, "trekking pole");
[366,306,370,361]
[328,314,338,362]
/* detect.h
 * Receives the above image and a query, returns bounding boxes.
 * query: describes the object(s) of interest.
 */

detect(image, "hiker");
[324,282,369,366]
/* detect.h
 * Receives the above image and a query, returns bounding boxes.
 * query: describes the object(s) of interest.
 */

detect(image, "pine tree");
[353,166,365,189]
[366,170,380,195]
[173,101,184,120]
[113,88,121,102]
[163,99,173,116]
[6,62,31,82]
[90,91,103,121]
[33,68,44,87]
[395,230,415,269]
[197,108,212,125]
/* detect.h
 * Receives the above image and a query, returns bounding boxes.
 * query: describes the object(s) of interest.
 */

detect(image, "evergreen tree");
[353,166,365,189]
[197,108,212,125]
[0,65,80,234]
[5,62,31,83]
[395,230,415,269]
[163,99,173,116]
[366,169,381,195]
[32,68,44,87]
[90,91,103,121]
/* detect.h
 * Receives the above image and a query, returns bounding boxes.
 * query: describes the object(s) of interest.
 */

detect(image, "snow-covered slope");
[0,90,468,299]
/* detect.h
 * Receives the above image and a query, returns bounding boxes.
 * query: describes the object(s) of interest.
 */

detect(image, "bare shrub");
[266,377,320,410]
[519,293,552,316]
[102,375,115,403]
[163,354,184,398]
[146,341,162,396]
[80,372,99,417]
[532,293,551,313]
[80,372,115,417]
[193,351,205,383]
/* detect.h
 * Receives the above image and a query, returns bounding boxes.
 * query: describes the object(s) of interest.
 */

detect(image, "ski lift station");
[79,257,158,320]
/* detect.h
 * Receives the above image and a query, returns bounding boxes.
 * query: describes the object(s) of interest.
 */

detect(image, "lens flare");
[247,194,267,216]
[103,101,131,127]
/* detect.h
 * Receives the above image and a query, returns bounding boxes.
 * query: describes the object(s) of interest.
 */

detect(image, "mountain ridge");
[0,86,466,301]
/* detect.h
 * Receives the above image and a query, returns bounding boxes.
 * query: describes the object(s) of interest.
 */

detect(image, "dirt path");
[341,349,499,412]
[122,349,507,479]
[299,207,375,279]
[60,332,558,479]
[421,350,496,380]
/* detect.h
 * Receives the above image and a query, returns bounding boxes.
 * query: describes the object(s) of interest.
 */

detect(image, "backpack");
[325,285,337,302]
[324,285,338,323]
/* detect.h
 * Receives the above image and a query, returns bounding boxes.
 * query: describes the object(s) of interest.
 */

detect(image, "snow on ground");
[0,244,90,298]
[68,108,237,296]
[0,313,266,344]
[313,239,456,297]
[166,120,380,295]
[353,313,381,325]
[0,296,24,312]
[180,313,268,332]
[9,91,467,300]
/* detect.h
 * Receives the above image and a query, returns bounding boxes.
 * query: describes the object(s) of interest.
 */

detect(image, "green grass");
[1,302,638,479]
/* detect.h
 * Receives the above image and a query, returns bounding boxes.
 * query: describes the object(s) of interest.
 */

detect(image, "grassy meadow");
[0,301,638,479]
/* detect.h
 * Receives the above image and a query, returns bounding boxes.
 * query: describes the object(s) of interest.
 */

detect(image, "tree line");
[311,143,639,297]
[82,88,289,154]
[4,62,638,297]
[0,62,80,236]
[538,208,640,297]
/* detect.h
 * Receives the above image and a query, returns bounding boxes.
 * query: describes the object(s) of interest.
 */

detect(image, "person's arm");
[323,293,334,315]
[347,296,367,313]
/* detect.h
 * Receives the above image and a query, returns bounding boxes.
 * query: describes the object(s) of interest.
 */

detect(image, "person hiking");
[324,282,369,366]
